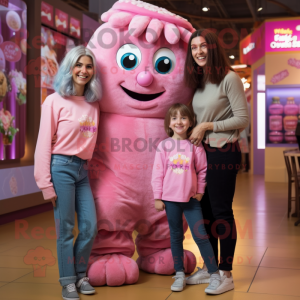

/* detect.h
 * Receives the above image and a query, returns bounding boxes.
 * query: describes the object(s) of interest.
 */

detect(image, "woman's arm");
[213,72,249,132]
[34,102,58,201]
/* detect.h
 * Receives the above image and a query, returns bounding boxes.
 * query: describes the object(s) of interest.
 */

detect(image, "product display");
[8,70,26,105]
[284,97,298,115]
[0,0,27,160]
[6,11,21,32]
[266,89,300,145]
[0,48,5,70]
[284,131,297,143]
[269,131,283,143]
[269,97,283,114]
[269,115,282,131]
[0,108,19,145]
[0,71,8,101]
[40,26,73,94]
[283,115,298,131]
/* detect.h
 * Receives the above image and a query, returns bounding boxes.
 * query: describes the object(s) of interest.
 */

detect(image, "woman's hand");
[189,122,214,146]
[193,193,203,201]
[155,199,165,212]
[52,134,57,145]
[47,195,57,207]
[189,124,205,146]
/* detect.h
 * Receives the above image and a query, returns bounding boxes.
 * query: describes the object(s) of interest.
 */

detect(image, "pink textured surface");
[101,1,194,44]
[113,1,193,31]
[136,71,153,86]
[87,2,196,286]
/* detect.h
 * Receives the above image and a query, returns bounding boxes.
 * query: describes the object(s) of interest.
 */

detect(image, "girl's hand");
[47,195,57,207]
[155,199,165,212]
[193,193,203,201]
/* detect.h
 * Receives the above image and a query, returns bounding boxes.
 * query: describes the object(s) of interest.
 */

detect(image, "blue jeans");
[51,155,97,286]
[163,198,218,273]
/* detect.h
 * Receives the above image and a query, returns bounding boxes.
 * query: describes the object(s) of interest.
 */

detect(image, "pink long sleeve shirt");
[34,92,100,200]
[151,138,207,202]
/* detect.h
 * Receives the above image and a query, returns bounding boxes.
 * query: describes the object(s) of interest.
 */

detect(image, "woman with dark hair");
[184,29,248,294]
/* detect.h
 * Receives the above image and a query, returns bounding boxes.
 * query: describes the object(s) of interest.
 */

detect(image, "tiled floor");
[1,173,300,300]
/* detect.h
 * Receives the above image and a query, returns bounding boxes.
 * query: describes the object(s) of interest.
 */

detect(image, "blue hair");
[53,45,102,102]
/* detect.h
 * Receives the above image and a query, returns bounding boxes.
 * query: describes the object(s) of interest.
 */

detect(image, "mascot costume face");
[87,0,196,286]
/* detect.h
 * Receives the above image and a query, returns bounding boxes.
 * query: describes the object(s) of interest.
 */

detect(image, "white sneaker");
[204,273,221,294]
[186,267,210,284]
[171,272,186,292]
[205,273,234,295]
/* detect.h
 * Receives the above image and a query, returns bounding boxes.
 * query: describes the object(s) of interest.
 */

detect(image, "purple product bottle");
[284,97,298,115]
[269,97,283,115]
[269,115,282,131]
[269,131,283,143]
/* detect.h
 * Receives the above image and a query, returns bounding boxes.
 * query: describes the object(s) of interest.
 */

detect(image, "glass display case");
[0,0,27,160]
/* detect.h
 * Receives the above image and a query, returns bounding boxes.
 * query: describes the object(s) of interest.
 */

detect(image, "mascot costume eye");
[87,0,196,286]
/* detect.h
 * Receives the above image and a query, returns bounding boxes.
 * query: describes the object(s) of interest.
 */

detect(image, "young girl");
[184,29,248,294]
[34,45,101,300]
[151,103,222,294]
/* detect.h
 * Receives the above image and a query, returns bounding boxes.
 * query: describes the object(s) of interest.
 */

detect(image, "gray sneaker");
[76,277,95,295]
[171,272,186,292]
[186,267,210,284]
[62,283,80,300]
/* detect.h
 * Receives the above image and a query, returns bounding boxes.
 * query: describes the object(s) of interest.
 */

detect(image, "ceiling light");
[241,78,250,90]
[202,7,210,12]
[229,55,235,59]
[231,64,248,69]
[257,7,263,11]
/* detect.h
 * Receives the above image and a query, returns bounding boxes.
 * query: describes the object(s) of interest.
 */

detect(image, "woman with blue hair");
[34,45,101,300]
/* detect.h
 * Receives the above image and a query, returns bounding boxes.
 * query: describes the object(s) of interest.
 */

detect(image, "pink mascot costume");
[87,0,196,286]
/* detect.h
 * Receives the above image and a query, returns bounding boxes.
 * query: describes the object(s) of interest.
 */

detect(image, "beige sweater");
[192,71,249,148]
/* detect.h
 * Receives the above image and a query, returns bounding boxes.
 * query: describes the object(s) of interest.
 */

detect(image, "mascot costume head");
[87,0,197,286]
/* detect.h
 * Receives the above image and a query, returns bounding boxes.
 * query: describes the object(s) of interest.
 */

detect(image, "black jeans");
[163,198,218,273]
[201,141,241,271]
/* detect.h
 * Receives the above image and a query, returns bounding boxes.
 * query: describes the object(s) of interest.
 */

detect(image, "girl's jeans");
[51,154,97,286]
[163,198,218,273]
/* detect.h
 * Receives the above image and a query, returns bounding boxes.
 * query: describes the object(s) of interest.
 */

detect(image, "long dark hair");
[164,103,195,138]
[184,29,233,90]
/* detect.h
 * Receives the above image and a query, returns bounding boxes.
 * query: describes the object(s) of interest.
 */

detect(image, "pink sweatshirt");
[34,92,100,200]
[151,138,207,202]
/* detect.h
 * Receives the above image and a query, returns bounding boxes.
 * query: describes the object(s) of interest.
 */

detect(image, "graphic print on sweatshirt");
[78,115,97,138]
[167,153,190,174]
